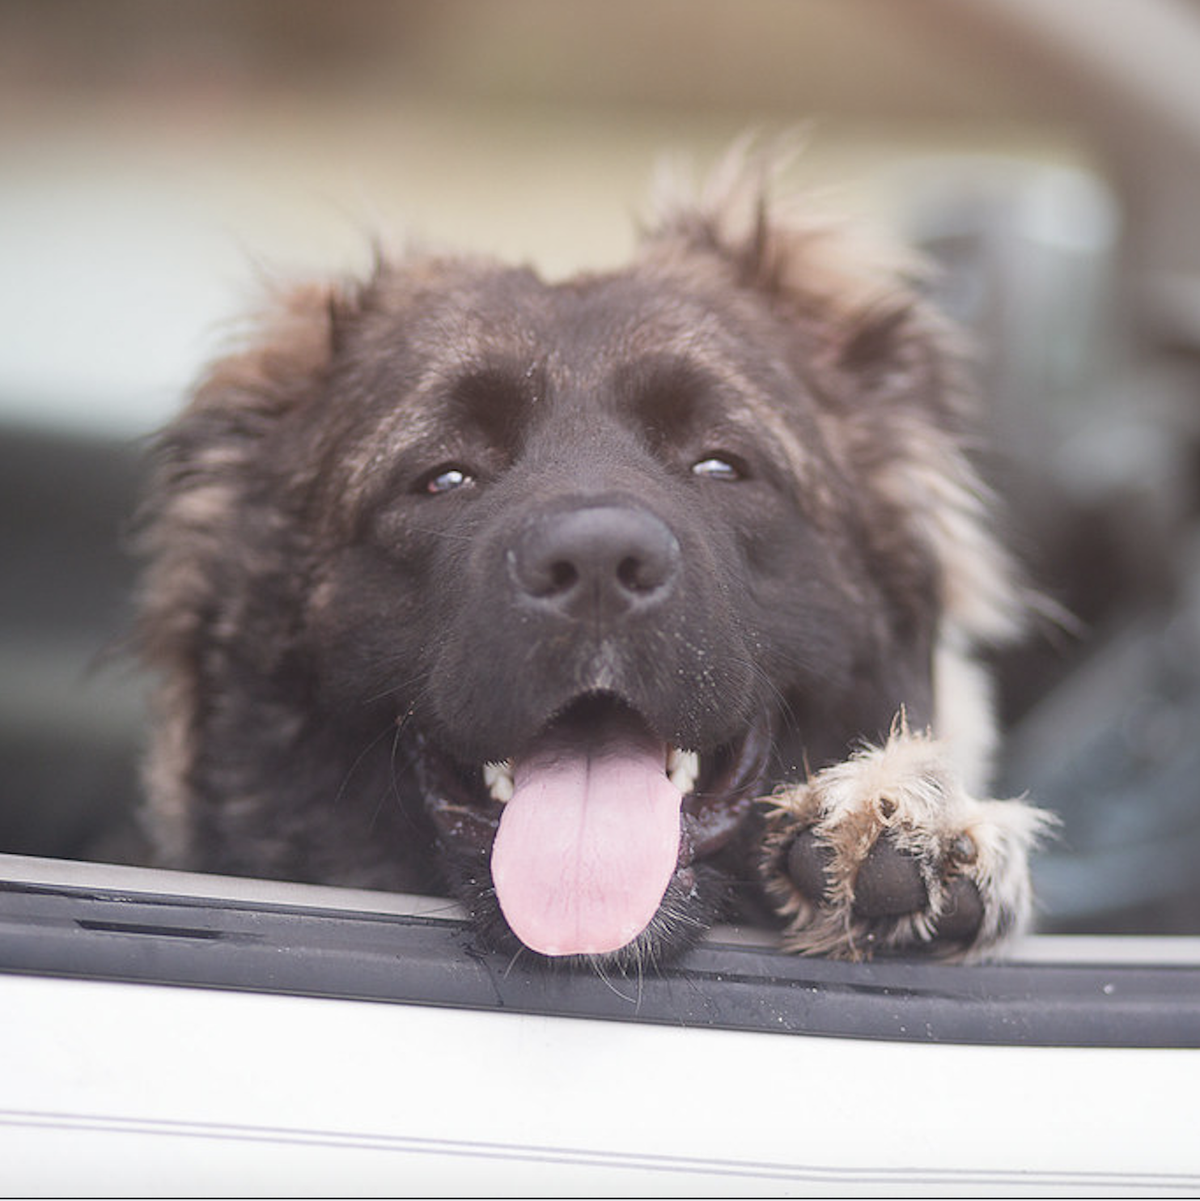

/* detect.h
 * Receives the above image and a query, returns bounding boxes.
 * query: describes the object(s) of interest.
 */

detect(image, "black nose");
[509,504,681,621]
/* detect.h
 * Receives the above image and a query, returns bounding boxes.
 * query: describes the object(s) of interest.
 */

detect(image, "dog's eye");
[691,454,745,482]
[420,465,475,495]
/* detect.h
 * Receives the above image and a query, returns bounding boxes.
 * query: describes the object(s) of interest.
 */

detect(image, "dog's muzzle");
[416,495,768,960]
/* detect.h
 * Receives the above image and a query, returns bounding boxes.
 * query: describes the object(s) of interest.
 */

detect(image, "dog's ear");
[135,280,358,856]
[174,281,350,447]
[645,155,1024,657]
[646,151,962,418]
[143,279,359,530]
[139,276,361,621]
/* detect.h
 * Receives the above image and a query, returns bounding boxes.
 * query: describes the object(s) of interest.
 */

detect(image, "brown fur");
[136,149,1047,962]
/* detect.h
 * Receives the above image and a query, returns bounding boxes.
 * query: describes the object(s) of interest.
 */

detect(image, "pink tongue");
[491,720,683,957]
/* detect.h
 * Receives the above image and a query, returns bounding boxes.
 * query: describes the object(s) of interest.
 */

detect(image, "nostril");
[548,559,579,596]
[617,555,650,593]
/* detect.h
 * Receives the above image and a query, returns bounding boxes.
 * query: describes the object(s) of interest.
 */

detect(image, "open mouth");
[415,693,769,958]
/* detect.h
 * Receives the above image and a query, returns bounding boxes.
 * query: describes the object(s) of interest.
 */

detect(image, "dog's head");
[139,157,1018,962]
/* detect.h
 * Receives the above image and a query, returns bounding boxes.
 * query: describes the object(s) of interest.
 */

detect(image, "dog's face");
[141,176,989,963]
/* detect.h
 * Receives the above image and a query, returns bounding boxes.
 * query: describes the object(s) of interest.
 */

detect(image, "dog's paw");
[760,720,1053,960]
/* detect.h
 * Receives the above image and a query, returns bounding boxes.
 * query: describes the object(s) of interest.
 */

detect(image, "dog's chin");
[411,692,771,964]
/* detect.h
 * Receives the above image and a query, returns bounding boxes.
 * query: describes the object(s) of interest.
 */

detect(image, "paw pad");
[851,839,926,918]
[759,723,1051,960]
[784,828,833,904]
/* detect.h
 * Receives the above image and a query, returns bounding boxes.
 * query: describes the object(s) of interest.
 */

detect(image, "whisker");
[502,944,529,978]
[360,663,432,708]
[333,720,400,810]
[590,957,638,1005]
[402,521,480,545]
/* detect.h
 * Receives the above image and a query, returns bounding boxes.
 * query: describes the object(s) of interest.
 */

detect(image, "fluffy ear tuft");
[189,281,351,423]
[643,139,927,349]
[836,298,925,378]
[139,276,359,576]
[642,143,987,446]
[141,277,363,552]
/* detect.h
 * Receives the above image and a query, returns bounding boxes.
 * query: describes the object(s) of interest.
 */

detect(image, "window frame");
[4,853,1199,1049]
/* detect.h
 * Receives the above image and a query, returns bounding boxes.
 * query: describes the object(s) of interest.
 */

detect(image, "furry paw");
[760,721,1053,960]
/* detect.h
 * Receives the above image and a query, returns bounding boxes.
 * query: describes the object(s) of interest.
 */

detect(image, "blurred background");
[3,0,1199,934]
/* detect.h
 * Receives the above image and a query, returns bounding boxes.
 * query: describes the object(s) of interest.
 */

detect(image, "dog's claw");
[947,832,978,865]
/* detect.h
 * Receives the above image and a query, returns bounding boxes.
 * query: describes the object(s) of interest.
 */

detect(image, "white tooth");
[483,760,514,804]
[666,747,700,795]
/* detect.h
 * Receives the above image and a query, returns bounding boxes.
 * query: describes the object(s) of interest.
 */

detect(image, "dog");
[135,151,1050,965]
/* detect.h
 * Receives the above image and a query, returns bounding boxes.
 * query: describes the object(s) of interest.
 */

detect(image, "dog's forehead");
[386,259,791,407]
[333,256,830,508]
